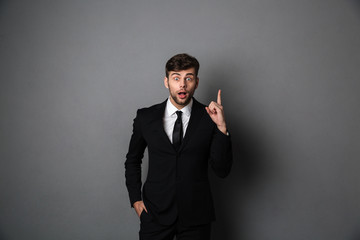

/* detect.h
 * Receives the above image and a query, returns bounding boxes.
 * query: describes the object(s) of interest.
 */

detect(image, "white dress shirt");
[163,98,193,143]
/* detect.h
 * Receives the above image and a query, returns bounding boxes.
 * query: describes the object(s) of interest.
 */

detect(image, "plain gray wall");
[1,0,360,239]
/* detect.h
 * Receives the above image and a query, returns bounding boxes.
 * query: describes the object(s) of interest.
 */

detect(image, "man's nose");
[180,78,187,88]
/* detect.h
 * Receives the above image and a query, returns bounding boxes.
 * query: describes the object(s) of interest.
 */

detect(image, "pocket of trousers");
[140,210,152,222]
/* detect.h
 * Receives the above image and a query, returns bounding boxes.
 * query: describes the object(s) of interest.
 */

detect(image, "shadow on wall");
[0,230,5,240]
[204,62,271,240]
[352,0,360,20]
[353,0,360,10]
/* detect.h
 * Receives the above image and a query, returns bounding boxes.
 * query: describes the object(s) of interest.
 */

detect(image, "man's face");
[164,68,199,109]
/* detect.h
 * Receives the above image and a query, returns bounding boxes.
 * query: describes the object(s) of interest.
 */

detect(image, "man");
[125,53,232,240]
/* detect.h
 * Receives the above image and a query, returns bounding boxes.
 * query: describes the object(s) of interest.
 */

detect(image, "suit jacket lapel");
[151,100,175,150]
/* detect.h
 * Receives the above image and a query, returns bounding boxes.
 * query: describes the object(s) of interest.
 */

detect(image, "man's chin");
[175,97,190,106]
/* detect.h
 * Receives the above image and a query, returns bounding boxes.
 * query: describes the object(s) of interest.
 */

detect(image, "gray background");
[1,0,360,239]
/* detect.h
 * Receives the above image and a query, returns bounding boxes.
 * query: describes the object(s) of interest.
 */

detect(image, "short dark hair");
[165,53,200,78]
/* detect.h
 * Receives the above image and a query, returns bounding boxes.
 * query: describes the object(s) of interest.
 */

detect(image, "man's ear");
[195,77,199,89]
[164,77,169,89]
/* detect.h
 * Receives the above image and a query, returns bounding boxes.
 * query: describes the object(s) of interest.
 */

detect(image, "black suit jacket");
[125,98,232,226]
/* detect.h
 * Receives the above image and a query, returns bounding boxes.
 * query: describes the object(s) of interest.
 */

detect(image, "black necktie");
[172,111,183,151]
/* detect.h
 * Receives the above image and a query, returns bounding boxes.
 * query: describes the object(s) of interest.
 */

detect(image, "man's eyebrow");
[170,72,195,76]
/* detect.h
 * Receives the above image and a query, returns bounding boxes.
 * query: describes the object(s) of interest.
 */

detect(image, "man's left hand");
[205,89,227,135]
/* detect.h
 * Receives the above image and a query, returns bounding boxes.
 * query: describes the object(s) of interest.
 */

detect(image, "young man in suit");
[125,53,232,240]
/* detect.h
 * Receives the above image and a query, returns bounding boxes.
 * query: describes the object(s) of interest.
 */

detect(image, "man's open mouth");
[178,91,187,99]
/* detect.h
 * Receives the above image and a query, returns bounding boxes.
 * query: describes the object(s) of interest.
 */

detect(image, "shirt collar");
[165,97,193,117]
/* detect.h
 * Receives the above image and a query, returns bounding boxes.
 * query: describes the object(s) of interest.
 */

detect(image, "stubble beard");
[169,87,194,107]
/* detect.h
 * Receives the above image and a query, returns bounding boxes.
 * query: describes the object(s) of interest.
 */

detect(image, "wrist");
[217,124,227,134]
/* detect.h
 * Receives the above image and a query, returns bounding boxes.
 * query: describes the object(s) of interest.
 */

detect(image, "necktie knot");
[176,110,182,119]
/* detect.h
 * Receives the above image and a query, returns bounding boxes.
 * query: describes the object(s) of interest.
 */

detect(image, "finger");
[209,102,222,113]
[135,203,143,215]
[217,89,222,105]
[136,209,141,217]
[207,103,216,114]
[205,106,212,115]
[138,202,148,213]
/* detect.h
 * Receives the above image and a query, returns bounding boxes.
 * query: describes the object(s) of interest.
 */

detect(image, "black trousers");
[139,211,211,240]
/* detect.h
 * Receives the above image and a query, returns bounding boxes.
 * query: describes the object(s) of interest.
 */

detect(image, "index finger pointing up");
[217,89,222,105]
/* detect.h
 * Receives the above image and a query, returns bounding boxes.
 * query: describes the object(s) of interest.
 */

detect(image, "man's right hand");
[133,200,148,218]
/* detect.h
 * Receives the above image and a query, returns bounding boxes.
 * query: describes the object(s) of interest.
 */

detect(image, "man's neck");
[169,97,188,110]
[167,97,193,114]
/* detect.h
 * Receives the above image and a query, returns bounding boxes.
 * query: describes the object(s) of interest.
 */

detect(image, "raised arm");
[206,90,232,177]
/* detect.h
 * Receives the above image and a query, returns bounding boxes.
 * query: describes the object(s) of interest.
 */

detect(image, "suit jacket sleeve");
[124,109,147,207]
[209,127,233,178]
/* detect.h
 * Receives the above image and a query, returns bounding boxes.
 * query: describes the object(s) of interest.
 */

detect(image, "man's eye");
[186,77,192,81]
[174,77,179,81]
